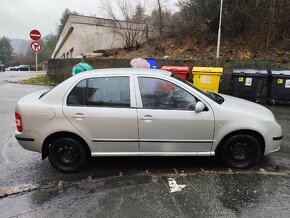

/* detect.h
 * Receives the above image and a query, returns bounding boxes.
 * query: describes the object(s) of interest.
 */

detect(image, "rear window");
[67,79,87,106]
[39,88,55,99]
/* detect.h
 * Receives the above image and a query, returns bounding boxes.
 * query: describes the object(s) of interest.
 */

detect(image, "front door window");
[138,77,197,110]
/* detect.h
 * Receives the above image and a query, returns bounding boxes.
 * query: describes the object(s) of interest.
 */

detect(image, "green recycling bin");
[72,62,94,76]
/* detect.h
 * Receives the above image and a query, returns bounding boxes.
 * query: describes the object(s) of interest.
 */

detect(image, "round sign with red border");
[30,29,41,41]
[30,41,42,53]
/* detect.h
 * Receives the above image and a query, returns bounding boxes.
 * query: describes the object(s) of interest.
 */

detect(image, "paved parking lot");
[0,71,290,217]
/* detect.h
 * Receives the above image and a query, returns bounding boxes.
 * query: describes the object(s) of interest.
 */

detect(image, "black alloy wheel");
[48,138,89,173]
[219,134,261,168]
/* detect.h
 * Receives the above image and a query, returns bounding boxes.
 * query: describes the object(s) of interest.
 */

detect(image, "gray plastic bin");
[268,70,290,104]
[232,69,268,102]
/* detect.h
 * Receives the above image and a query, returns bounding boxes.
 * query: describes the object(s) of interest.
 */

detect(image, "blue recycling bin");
[145,58,159,69]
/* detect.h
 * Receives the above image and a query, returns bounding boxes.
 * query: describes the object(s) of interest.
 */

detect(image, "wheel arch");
[215,129,265,157]
[42,131,91,160]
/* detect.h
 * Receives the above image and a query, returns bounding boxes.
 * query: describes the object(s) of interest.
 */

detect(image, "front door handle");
[73,113,85,120]
[141,115,154,121]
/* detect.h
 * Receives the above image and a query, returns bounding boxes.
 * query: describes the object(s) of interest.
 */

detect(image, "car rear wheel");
[48,138,89,173]
[219,134,261,168]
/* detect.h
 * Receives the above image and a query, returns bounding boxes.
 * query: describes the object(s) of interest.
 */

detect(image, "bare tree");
[176,0,290,47]
[103,0,147,50]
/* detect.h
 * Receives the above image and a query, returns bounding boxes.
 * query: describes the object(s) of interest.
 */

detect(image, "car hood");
[219,94,275,120]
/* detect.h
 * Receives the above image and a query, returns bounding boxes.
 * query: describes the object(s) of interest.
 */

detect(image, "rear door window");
[67,77,130,107]
[87,77,130,107]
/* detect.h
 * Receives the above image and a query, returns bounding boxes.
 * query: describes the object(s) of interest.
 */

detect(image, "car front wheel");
[219,134,261,168]
[48,138,89,173]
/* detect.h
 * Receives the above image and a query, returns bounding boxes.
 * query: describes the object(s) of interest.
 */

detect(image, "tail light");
[15,112,22,132]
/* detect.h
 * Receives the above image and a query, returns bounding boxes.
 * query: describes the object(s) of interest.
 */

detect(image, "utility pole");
[157,0,163,38]
[216,0,223,59]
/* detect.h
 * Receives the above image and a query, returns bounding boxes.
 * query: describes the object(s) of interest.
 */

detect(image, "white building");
[52,14,150,59]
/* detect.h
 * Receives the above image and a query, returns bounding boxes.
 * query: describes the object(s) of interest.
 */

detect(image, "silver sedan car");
[15,68,282,172]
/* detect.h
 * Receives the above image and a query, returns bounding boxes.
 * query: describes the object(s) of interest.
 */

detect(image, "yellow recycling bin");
[192,67,223,92]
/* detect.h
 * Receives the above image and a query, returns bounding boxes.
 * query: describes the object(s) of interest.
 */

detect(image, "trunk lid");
[19,89,50,102]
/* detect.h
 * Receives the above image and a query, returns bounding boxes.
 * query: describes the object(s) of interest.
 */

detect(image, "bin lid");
[145,58,157,65]
[271,70,290,76]
[72,62,94,76]
[161,66,191,73]
[192,67,223,73]
[233,69,268,75]
[79,62,94,71]
[145,58,159,69]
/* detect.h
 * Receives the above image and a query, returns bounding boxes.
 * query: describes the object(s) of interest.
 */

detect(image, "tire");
[48,138,89,173]
[219,134,261,168]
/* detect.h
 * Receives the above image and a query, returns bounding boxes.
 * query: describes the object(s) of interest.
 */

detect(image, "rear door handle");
[141,115,154,121]
[73,113,85,120]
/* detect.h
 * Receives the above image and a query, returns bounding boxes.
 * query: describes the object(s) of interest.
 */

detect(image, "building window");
[70,48,74,58]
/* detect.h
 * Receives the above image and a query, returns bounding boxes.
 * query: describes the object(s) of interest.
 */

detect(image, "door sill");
[91,151,215,157]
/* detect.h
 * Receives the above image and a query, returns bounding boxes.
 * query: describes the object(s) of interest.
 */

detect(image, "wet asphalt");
[0,71,290,217]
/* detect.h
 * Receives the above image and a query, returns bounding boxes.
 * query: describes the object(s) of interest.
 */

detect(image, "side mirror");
[195,101,205,113]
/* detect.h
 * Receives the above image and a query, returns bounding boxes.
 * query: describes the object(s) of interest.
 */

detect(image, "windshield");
[171,74,224,104]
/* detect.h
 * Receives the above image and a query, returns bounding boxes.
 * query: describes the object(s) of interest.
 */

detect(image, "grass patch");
[23,74,55,86]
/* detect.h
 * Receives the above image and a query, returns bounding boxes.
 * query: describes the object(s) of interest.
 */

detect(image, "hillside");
[104,38,290,60]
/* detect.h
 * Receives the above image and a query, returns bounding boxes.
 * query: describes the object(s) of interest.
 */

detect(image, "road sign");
[30,41,42,53]
[30,30,41,41]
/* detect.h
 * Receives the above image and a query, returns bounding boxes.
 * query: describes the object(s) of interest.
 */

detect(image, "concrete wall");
[47,58,131,83]
[47,58,290,98]
[52,15,150,59]
[72,24,126,57]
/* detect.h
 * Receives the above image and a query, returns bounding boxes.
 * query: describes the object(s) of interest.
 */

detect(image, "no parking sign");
[29,29,42,73]
[30,41,42,53]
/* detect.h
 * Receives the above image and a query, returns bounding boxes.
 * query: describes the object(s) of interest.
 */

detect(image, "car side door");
[62,75,139,153]
[135,75,215,154]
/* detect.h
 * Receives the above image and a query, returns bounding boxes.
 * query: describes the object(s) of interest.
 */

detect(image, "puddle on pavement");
[2,173,290,218]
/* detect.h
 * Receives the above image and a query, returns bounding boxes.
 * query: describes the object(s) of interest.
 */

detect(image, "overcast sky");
[0,0,179,40]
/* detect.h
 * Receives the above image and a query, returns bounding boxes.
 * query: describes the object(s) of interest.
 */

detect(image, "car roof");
[74,68,172,78]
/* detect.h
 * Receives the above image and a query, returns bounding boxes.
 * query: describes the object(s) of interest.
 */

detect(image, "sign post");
[36,52,38,75]
[29,30,42,75]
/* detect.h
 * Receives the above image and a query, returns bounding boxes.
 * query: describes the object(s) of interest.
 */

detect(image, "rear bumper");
[15,136,34,142]
[15,130,42,153]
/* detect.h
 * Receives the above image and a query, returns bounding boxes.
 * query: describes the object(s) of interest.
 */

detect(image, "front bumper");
[264,123,283,155]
